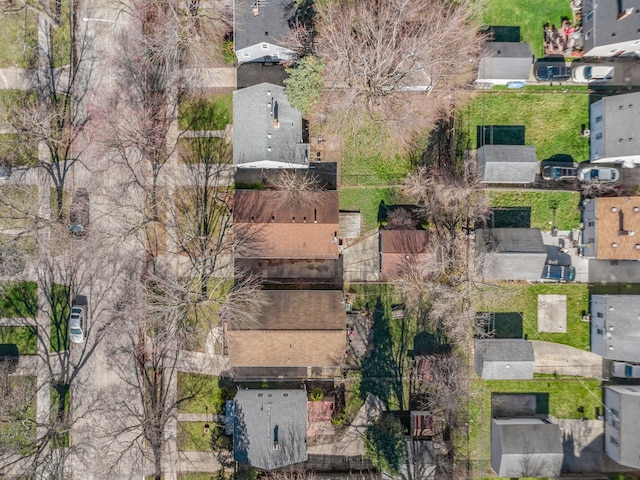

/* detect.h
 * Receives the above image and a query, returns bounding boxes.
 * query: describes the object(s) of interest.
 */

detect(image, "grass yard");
[475,283,590,350]
[50,382,70,447]
[481,0,573,58]
[49,283,70,353]
[0,186,39,230]
[339,187,400,234]
[488,190,581,230]
[348,284,416,411]
[0,134,38,167]
[341,125,412,187]
[50,0,72,68]
[0,376,37,455]
[459,91,590,162]
[0,11,39,68]
[179,474,225,480]
[177,137,232,164]
[179,93,233,131]
[0,326,37,355]
[468,376,602,476]
[177,373,235,414]
[0,281,38,318]
[177,421,214,451]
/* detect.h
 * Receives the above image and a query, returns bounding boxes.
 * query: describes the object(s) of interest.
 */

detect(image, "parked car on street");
[542,165,577,181]
[571,65,614,83]
[578,166,620,183]
[70,306,85,344]
[536,65,571,81]
[611,361,640,378]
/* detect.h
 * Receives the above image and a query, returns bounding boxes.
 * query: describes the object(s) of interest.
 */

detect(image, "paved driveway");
[532,341,602,378]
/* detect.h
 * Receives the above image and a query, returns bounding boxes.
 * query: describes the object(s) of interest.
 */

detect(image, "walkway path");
[532,340,603,378]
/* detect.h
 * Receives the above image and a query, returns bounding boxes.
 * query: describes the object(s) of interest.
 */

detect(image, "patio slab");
[537,294,567,333]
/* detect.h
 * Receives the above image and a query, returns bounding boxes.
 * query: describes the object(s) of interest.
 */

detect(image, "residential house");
[379,229,430,279]
[581,196,640,260]
[227,290,346,378]
[476,228,547,281]
[603,384,640,469]
[590,295,640,362]
[228,389,308,470]
[476,42,533,86]
[233,83,309,168]
[233,0,296,63]
[233,189,339,260]
[581,0,640,58]
[474,339,534,380]
[491,418,563,478]
[476,145,538,184]
[590,92,640,167]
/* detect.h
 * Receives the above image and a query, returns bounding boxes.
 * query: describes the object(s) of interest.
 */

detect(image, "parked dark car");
[535,65,571,81]
[542,265,575,282]
[542,166,577,181]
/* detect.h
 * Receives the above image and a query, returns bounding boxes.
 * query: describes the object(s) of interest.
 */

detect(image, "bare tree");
[310,0,485,150]
[271,169,324,209]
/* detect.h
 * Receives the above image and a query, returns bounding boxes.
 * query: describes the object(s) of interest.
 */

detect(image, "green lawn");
[339,187,400,234]
[341,125,412,187]
[488,190,581,230]
[177,373,235,414]
[460,91,590,162]
[476,283,590,350]
[0,326,37,355]
[179,94,233,131]
[482,0,573,58]
[468,376,602,477]
[0,281,38,318]
[0,376,37,455]
[50,0,72,68]
[177,421,214,451]
[0,11,39,68]
[179,474,224,480]
[0,186,39,230]
[0,134,38,167]
[50,382,70,447]
[49,284,70,353]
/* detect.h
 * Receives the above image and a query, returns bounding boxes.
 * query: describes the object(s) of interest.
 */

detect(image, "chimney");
[273,101,279,128]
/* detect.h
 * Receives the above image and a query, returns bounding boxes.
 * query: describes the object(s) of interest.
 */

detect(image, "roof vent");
[612,242,618,248]
[634,206,640,212]
[636,244,640,249]
[612,207,618,212]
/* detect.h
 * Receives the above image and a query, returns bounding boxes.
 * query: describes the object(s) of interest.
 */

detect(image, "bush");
[310,387,324,401]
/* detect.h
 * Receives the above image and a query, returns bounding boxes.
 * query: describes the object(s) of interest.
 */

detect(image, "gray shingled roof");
[591,295,640,362]
[232,389,308,471]
[475,339,534,362]
[606,385,640,469]
[598,92,640,158]
[477,42,533,83]
[234,0,295,51]
[582,0,640,53]
[233,83,309,168]
[491,418,563,478]
[476,228,548,281]
[477,145,537,184]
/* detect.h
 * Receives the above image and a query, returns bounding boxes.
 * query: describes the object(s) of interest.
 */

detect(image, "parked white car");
[70,306,85,344]
[572,65,614,83]
[578,166,620,183]
[611,361,640,378]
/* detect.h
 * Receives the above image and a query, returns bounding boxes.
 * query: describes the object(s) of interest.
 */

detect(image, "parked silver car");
[70,306,85,344]
[577,166,620,183]
[572,65,614,83]
[611,361,640,378]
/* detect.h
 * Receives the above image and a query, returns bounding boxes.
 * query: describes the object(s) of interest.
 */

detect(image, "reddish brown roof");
[234,190,340,259]
[380,230,431,278]
[595,196,640,260]
[234,190,339,224]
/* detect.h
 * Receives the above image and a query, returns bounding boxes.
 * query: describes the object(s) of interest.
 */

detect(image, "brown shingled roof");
[380,230,431,278]
[234,190,340,259]
[596,196,640,260]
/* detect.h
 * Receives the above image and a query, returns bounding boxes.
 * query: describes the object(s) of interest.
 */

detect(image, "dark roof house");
[233,0,296,63]
[379,229,431,279]
[604,384,640,469]
[476,228,547,281]
[227,290,346,378]
[230,389,308,470]
[590,295,640,362]
[474,339,534,380]
[491,418,563,478]
[590,92,640,167]
[233,190,339,259]
[476,145,538,184]
[476,42,533,86]
[581,0,640,58]
[233,83,309,168]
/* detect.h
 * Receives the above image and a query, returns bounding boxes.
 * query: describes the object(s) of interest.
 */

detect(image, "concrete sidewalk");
[183,67,236,89]
[532,340,603,378]
[0,68,38,90]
